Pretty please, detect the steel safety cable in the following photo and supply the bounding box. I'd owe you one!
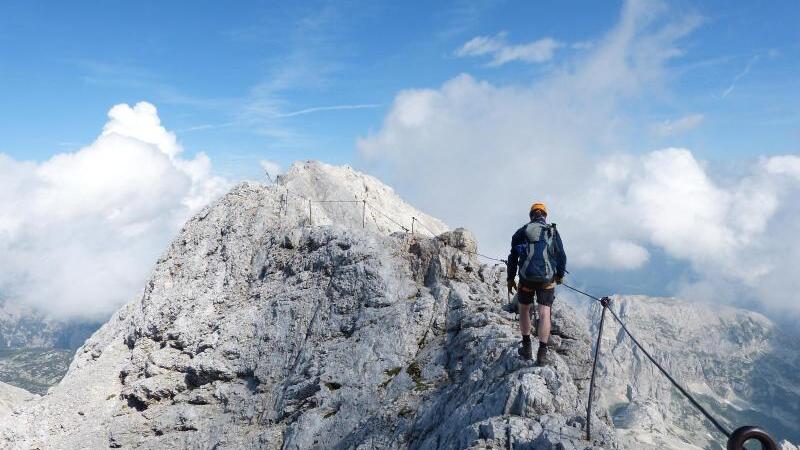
[560,282,733,439]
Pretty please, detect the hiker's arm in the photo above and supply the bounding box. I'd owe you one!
[553,229,567,277]
[507,228,524,281]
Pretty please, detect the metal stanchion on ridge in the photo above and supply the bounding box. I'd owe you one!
[585,295,610,441]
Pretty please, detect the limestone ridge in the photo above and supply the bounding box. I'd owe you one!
[0,161,618,449]
[0,381,37,417]
[274,161,448,235]
[581,296,800,450]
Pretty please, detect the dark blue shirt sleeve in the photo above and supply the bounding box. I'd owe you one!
[507,226,526,281]
[553,228,567,276]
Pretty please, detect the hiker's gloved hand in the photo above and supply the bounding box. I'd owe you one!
[507,279,517,294]
[555,274,564,285]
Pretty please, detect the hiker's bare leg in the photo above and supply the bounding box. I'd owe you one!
[538,304,551,344]
[519,303,531,336]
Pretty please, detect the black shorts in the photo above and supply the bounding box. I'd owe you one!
[517,280,556,307]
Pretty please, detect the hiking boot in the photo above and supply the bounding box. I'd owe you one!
[518,340,533,360]
[535,344,549,366]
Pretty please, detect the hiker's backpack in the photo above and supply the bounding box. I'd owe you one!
[515,222,557,283]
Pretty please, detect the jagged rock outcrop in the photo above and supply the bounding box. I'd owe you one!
[0,162,618,449]
[577,295,800,450]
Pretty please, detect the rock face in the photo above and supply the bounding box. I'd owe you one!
[577,295,800,450]
[0,381,37,417]
[0,162,618,449]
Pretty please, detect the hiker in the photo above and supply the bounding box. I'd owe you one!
[507,202,566,365]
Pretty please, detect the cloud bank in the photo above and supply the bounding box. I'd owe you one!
[0,102,229,320]
[359,0,800,316]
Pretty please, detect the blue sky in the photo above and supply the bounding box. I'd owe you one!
[1,0,800,320]
[1,0,798,180]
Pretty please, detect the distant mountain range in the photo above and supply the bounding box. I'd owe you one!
[0,300,100,393]
[570,295,800,449]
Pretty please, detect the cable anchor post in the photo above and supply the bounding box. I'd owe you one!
[282,187,288,217]
[727,426,778,450]
[362,199,366,229]
[586,296,611,441]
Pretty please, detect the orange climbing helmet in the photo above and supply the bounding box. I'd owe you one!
[530,202,547,216]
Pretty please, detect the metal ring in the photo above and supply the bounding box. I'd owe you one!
[727,426,778,450]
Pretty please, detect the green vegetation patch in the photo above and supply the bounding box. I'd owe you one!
[385,367,401,377]
[406,362,426,390]
[380,367,403,388]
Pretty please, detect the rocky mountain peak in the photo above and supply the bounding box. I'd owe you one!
[0,162,616,449]
[272,160,448,235]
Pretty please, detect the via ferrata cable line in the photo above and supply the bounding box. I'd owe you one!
[560,282,733,439]
[560,282,778,450]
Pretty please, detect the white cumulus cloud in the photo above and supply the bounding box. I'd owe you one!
[764,155,800,180]
[359,0,800,316]
[0,102,229,320]
[607,240,650,270]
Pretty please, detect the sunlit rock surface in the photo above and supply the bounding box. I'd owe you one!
[0,162,619,449]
